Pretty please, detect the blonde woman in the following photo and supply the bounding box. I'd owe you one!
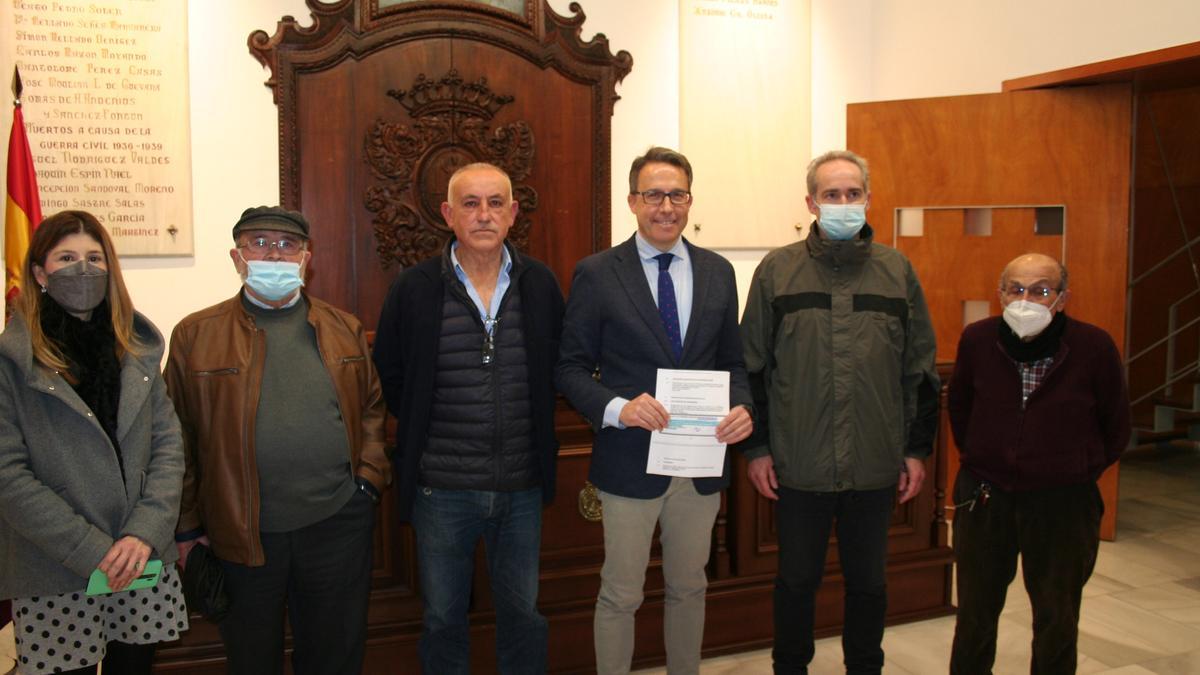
[0,211,187,674]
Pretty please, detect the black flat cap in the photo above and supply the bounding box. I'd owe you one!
[232,206,310,240]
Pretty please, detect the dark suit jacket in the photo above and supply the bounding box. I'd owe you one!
[556,235,752,498]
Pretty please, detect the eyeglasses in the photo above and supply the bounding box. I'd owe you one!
[240,236,306,258]
[1001,284,1059,299]
[634,189,692,206]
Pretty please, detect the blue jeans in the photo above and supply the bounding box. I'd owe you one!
[773,485,896,675]
[412,486,548,675]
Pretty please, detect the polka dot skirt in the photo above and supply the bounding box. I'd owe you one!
[11,564,189,674]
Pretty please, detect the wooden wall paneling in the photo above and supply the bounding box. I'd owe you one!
[1126,86,1200,420]
[894,206,1063,361]
[849,85,1133,540]
[849,86,1132,353]
[1001,42,1200,93]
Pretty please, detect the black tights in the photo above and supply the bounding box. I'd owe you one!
[58,640,157,675]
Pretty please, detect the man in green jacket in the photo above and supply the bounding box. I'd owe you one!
[739,150,940,675]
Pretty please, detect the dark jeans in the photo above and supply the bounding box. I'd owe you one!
[412,486,548,675]
[950,468,1102,675]
[217,489,376,675]
[773,485,896,675]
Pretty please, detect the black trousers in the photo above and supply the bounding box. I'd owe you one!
[217,490,376,675]
[950,468,1102,675]
[773,485,896,675]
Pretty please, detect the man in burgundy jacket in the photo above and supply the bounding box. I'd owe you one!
[947,253,1130,675]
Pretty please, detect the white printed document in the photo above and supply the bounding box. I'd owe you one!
[646,369,729,477]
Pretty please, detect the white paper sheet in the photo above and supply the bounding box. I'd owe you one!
[646,369,729,477]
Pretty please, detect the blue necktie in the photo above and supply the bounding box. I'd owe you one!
[655,253,683,363]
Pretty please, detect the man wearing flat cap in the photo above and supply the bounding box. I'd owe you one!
[165,206,390,674]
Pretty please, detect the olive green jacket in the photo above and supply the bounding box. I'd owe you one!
[739,224,939,491]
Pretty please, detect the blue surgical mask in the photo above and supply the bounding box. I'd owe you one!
[241,257,304,301]
[818,203,867,240]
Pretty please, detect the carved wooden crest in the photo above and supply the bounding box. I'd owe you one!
[364,69,538,268]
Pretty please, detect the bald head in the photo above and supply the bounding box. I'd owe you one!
[1000,254,1067,291]
[999,253,1069,312]
[446,162,513,203]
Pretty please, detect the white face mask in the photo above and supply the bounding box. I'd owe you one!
[1002,298,1060,339]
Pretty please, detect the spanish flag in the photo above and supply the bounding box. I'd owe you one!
[5,66,42,315]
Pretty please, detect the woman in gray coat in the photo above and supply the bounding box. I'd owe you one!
[0,211,187,674]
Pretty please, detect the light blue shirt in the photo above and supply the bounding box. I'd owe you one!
[602,233,693,428]
[450,241,512,328]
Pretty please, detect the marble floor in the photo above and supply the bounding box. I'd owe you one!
[2,444,1197,674]
[633,443,1200,675]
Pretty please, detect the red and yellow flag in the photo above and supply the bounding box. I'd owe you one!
[6,67,43,312]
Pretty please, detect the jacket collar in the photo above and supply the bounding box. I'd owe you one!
[806,222,874,266]
[439,237,526,284]
[0,309,165,385]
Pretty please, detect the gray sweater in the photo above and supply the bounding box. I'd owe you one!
[0,311,184,599]
[244,296,355,532]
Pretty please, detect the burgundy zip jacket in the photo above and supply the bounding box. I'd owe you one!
[948,315,1131,491]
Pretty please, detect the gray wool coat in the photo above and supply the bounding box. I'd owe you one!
[0,310,184,600]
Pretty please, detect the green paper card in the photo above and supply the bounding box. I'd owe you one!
[86,559,162,595]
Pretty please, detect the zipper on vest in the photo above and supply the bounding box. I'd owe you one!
[490,283,518,491]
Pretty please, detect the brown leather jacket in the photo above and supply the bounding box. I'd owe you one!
[165,293,389,566]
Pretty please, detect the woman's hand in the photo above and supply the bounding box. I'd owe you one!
[98,535,152,591]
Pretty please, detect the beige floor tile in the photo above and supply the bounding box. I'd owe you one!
[1136,493,1200,521]
[992,615,1039,675]
[1151,526,1200,556]
[810,633,919,674]
[1156,605,1200,629]
[1098,536,1199,581]
[1115,500,1172,530]
[1135,647,1200,674]
[1032,594,1200,667]
[1084,571,1136,597]
[811,634,852,672]
[879,615,954,674]
[0,622,13,675]
[1092,543,1180,588]
[1094,666,1161,674]
[1110,580,1200,613]
[716,649,774,675]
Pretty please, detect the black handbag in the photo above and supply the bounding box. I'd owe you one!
[181,543,232,622]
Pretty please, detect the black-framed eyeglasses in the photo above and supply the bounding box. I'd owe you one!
[1000,284,1059,299]
[634,189,692,206]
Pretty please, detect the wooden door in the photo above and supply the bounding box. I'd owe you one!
[848,84,1133,539]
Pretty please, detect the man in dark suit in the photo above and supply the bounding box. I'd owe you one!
[557,147,753,675]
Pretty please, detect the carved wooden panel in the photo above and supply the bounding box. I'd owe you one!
[364,68,539,268]
[243,0,631,322]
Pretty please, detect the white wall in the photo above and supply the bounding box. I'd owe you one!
[2,0,1198,342]
[867,0,1200,103]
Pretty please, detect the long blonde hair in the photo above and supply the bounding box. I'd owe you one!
[17,211,142,376]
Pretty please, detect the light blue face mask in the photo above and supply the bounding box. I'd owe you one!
[242,258,304,301]
[818,203,867,240]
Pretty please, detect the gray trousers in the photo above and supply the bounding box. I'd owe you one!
[594,477,721,675]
